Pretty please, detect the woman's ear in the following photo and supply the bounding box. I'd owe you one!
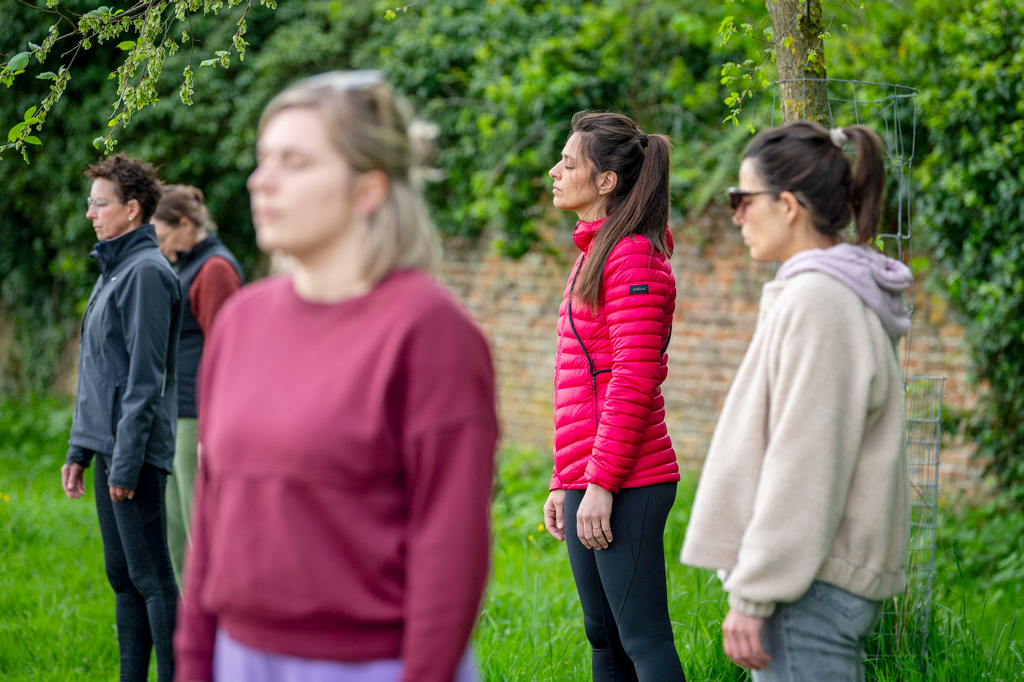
[780,191,803,223]
[354,170,390,217]
[595,170,618,197]
[126,198,142,224]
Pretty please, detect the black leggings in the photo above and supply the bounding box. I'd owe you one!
[564,482,685,682]
[94,454,178,682]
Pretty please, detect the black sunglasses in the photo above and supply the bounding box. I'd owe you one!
[728,187,806,212]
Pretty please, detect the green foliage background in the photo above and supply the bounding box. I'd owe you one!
[0,0,761,393]
[2,0,1024,501]
[830,0,1024,504]
[911,0,1024,505]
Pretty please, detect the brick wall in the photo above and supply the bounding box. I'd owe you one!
[435,208,981,494]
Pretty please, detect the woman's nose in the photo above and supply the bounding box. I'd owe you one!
[246,165,263,192]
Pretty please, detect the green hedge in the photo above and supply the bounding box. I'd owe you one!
[836,0,1024,504]
[0,0,759,395]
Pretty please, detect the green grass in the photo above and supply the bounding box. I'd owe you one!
[484,445,744,681]
[0,396,120,679]
[1,396,1022,680]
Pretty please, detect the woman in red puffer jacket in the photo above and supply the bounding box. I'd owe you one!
[543,111,685,681]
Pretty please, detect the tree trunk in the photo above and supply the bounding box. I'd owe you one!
[767,0,831,126]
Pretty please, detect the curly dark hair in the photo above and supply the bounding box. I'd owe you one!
[85,153,162,223]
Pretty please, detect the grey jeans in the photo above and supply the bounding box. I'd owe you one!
[753,582,882,682]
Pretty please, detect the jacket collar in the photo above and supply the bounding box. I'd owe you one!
[572,217,607,253]
[175,233,222,270]
[90,224,160,276]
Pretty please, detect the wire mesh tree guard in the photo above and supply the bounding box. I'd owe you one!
[765,78,942,672]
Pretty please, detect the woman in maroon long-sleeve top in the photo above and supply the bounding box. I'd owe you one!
[173,71,498,682]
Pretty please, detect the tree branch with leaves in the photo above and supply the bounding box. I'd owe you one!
[0,0,277,161]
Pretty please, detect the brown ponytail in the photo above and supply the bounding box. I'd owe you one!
[743,121,885,245]
[569,111,672,309]
[844,126,885,245]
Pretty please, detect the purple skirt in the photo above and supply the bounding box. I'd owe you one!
[213,629,480,682]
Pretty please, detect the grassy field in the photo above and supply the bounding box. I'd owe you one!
[1,395,1021,680]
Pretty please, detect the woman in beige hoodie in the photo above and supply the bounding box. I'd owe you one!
[681,121,912,681]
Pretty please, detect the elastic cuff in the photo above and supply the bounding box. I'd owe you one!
[582,474,620,494]
[728,593,777,618]
[65,446,94,468]
[175,656,214,682]
[106,461,140,492]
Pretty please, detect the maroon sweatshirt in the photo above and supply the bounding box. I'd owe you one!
[174,270,498,682]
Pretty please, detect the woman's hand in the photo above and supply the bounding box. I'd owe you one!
[60,463,85,499]
[109,486,135,501]
[543,490,566,541]
[722,608,770,670]
[576,483,614,549]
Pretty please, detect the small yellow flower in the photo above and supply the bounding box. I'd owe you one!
[528,534,535,541]
[536,523,544,532]
[2,494,8,502]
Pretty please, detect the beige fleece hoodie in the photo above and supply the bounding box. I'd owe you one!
[680,269,910,618]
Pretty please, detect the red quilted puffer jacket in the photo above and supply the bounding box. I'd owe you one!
[551,218,680,492]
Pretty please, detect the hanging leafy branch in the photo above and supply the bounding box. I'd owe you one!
[0,0,278,161]
[384,2,422,21]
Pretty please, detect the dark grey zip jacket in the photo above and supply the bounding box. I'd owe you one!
[66,224,183,491]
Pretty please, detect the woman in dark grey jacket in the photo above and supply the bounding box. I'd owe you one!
[60,154,182,682]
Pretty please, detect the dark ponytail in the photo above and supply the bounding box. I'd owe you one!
[569,111,672,309]
[844,126,885,244]
[743,121,885,245]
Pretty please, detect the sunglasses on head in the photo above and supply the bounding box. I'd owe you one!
[301,70,395,128]
[727,187,807,212]
[303,70,386,91]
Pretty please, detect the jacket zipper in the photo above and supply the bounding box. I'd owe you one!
[74,278,105,425]
[80,278,103,336]
[566,255,611,428]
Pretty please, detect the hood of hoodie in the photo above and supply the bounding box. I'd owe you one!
[775,242,913,340]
